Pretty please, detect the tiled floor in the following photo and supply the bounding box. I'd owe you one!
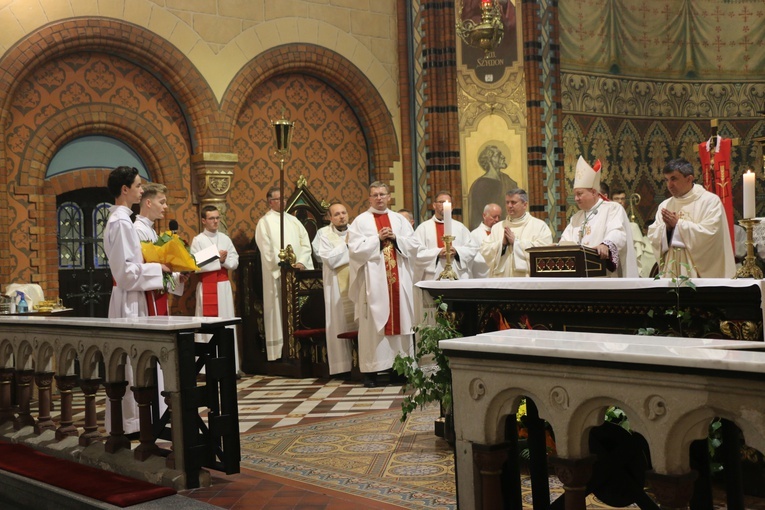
[45,373,411,509]
[178,375,412,509]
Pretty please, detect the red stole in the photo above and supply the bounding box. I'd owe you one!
[698,138,734,246]
[374,212,402,336]
[434,221,445,248]
[200,268,229,316]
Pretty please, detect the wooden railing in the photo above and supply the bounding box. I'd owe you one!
[0,316,241,489]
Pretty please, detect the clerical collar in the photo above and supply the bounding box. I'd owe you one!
[370,207,389,215]
[434,217,444,224]
[508,213,527,223]
[203,230,218,237]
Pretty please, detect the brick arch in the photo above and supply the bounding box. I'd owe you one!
[18,105,182,190]
[18,106,187,296]
[0,17,223,154]
[221,44,399,180]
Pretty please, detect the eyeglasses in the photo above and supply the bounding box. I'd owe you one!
[370,193,389,199]
[269,197,284,202]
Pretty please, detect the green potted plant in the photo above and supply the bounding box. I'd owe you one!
[393,298,460,443]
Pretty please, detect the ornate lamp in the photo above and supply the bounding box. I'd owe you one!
[271,110,295,260]
[456,0,505,54]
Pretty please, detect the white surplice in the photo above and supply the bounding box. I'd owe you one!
[103,205,164,434]
[190,230,240,370]
[348,209,419,373]
[481,214,554,277]
[254,210,314,360]
[316,225,355,374]
[647,184,735,278]
[469,224,492,278]
[560,200,638,278]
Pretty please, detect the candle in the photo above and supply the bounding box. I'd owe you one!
[743,169,756,219]
[443,201,453,236]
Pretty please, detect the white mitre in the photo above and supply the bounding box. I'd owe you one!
[574,156,602,190]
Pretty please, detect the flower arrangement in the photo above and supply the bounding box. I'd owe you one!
[141,231,199,290]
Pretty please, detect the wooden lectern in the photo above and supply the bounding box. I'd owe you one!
[527,245,607,277]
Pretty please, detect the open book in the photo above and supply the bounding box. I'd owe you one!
[193,244,221,271]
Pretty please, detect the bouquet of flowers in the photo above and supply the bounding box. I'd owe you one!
[141,231,200,273]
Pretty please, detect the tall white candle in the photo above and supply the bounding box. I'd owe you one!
[443,201,453,236]
[743,169,756,219]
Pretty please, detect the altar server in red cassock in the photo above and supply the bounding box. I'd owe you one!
[348,181,420,387]
[191,205,241,373]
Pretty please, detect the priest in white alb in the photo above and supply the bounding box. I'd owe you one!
[647,158,735,278]
[255,186,314,361]
[481,189,553,277]
[413,190,478,322]
[316,202,355,375]
[348,181,420,387]
[559,157,638,278]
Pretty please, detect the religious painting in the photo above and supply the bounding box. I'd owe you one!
[459,0,519,85]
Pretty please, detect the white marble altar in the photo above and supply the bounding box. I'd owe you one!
[442,328,765,509]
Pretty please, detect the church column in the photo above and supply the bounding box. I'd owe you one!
[192,152,238,235]
[522,0,565,230]
[420,0,462,216]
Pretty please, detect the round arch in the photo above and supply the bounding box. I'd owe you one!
[0,17,222,155]
[221,44,399,177]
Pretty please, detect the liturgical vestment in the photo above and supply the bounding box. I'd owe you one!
[190,229,241,370]
[316,225,355,375]
[647,184,735,278]
[103,204,164,434]
[481,214,554,277]
[348,209,420,373]
[255,210,314,360]
[560,200,638,278]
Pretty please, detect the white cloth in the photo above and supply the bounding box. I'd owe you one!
[560,200,638,278]
[316,225,355,374]
[348,208,419,373]
[469,224,492,278]
[135,216,184,297]
[190,230,241,371]
[647,184,735,278]
[103,205,164,434]
[254,210,314,360]
[481,214,554,277]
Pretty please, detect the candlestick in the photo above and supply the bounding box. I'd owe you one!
[735,218,762,279]
[437,235,458,280]
[743,169,756,219]
[443,201,453,236]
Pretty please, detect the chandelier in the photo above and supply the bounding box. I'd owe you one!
[456,0,505,54]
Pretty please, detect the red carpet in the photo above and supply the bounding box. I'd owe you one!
[0,442,176,507]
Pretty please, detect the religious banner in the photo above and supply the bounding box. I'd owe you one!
[698,136,734,247]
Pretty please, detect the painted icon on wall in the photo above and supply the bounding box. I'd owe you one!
[468,143,519,230]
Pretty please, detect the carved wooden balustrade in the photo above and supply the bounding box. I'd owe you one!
[0,315,240,489]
